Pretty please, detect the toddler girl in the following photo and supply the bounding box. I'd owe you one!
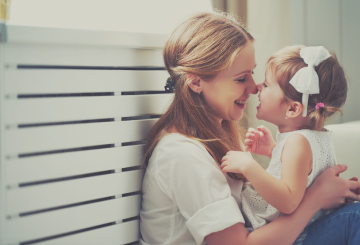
[221,45,348,231]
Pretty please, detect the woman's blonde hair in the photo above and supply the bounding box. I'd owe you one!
[143,12,254,181]
[267,45,347,130]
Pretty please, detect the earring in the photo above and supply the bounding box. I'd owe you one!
[198,90,201,95]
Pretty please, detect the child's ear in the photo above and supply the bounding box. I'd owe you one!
[286,101,303,118]
[187,74,202,94]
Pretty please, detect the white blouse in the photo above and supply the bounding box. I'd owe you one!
[140,133,245,245]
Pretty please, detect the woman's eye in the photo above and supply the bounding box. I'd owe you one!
[252,71,254,74]
[237,78,246,83]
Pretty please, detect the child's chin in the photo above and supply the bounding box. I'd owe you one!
[256,114,268,122]
[255,112,261,120]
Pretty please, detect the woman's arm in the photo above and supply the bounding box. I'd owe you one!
[222,134,312,214]
[206,164,360,245]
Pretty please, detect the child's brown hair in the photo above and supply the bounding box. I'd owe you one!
[267,45,347,130]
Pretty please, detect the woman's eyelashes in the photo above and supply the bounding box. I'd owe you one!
[236,72,254,83]
[236,78,246,83]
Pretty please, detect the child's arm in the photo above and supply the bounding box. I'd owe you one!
[221,133,312,214]
[245,126,277,158]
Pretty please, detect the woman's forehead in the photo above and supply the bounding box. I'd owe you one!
[229,43,256,75]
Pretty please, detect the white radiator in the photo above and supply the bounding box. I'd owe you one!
[0,24,172,245]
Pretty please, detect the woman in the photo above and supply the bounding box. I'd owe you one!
[140,12,360,245]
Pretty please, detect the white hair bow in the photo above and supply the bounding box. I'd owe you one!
[289,46,331,117]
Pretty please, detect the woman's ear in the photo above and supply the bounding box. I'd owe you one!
[286,101,303,119]
[187,74,202,94]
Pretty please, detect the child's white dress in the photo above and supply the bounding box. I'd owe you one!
[241,129,337,231]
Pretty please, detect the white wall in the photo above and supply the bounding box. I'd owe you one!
[8,0,212,34]
[290,0,360,123]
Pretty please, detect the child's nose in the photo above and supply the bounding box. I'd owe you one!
[256,83,262,91]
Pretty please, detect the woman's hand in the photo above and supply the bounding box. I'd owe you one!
[346,177,360,203]
[221,151,257,174]
[244,126,277,158]
[306,164,360,210]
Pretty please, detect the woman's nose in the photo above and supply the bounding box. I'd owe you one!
[247,79,258,94]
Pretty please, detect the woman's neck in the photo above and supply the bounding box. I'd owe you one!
[166,126,180,134]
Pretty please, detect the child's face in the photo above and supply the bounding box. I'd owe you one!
[256,69,289,125]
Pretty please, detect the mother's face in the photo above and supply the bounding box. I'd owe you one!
[200,42,258,124]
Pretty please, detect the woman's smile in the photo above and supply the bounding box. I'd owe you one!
[235,99,247,109]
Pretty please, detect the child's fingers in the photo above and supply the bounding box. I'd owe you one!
[244,139,253,145]
[245,132,254,138]
[252,131,262,140]
[246,132,254,139]
[244,138,253,143]
[220,162,228,169]
[248,128,259,136]
[257,125,269,136]
[257,125,268,131]
[221,166,230,173]
[244,139,254,145]
[248,127,261,134]
[221,156,227,162]
[253,129,263,138]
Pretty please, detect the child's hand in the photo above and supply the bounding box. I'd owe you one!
[244,126,277,158]
[221,151,256,174]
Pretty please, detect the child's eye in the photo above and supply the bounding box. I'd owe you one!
[263,82,267,87]
[252,71,254,74]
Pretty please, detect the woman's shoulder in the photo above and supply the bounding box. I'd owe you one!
[150,133,218,170]
[156,133,207,154]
